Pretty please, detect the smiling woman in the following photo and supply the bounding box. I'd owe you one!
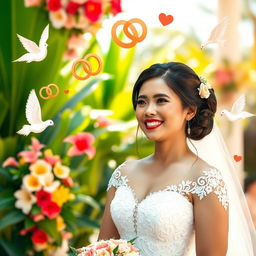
[97,61,256,256]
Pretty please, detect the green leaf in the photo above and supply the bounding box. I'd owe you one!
[0,239,26,256]
[0,210,25,231]
[24,217,34,229]
[76,194,100,211]
[0,196,15,210]
[37,218,61,242]
[76,215,99,229]
[68,246,78,256]
[31,204,41,215]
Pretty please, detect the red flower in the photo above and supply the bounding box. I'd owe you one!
[64,132,96,159]
[31,229,48,244]
[41,201,61,219]
[84,0,103,23]
[47,0,62,11]
[111,0,122,16]
[66,1,80,14]
[36,190,52,208]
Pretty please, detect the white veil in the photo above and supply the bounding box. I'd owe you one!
[186,120,256,255]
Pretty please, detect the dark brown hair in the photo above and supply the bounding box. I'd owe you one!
[132,62,217,140]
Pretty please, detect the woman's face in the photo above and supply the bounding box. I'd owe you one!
[135,77,191,142]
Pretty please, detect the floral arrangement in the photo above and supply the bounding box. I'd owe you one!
[212,60,251,93]
[24,0,122,32]
[69,238,141,256]
[1,133,96,255]
[23,0,123,59]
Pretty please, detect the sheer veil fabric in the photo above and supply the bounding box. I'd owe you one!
[186,121,256,255]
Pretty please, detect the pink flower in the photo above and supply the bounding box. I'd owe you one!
[20,226,37,236]
[111,0,122,16]
[2,157,19,168]
[62,177,74,187]
[84,0,103,23]
[28,137,45,152]
[215,69,233,86]
[95,116,110,128]
[18,151,41,163]
[64,132,96,159]
[41,201,61,219]
[47,0,62,11]
[66,1,80,14]
[30,213,45,222]
[24,0,43,7]
[71,0,87,3]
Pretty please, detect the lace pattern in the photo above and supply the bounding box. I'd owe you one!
[107,161,229,210]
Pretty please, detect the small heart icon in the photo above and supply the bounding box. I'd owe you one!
[233,155,242,162]
[64,90,69,94]
[159,13,174,26]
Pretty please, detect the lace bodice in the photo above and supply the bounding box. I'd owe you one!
[107,161,229,256]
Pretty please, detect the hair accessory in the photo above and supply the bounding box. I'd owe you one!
[197,77,212,99]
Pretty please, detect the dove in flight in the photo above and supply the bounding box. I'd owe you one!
[13,24,49,63]
[17,89,54,136]
[201,16,229,49]
[220,94,256,121]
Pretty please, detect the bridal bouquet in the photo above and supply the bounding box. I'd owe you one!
[69,238,141,256]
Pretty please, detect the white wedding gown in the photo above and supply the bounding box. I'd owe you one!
[107,161,229,256]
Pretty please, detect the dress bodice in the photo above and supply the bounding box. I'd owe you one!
[107,161,228,256]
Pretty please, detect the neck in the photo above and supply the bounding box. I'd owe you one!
[151,132,194,166]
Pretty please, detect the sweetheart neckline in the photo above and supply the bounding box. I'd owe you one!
[118,183,193,206]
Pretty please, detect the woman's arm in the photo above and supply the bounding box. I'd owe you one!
[193,178,229,256]
[97,186,120,240]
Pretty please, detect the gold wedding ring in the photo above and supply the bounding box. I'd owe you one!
[39,83,59,100]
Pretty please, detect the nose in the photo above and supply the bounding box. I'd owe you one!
[145,103,157,116]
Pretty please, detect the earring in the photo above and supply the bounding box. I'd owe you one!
[187,120,191,135]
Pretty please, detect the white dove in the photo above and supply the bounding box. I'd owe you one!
[201,16,229,49]
[13,24,49,63]
[220,94,256,121]
[17,89,54,136]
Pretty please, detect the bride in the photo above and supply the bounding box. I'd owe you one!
[97,62,256,255]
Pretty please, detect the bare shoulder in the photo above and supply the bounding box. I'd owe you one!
[190,157,217,180]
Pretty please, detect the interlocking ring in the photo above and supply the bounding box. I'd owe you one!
[111,18,147,48]
[71,53,102,81]
[39,83,59,100]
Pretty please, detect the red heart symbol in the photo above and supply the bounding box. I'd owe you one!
[64,90,69,94]
[159,13,174,26]
[233,155,242,162]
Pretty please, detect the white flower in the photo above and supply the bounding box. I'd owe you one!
[49,9,67,29]
[41,172,60,192]
[198,82,212,99]
[14,186,36,214]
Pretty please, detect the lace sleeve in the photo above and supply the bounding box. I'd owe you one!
[190,167,229,210]
[106,161,128,191]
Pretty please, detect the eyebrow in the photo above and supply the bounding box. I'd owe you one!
[137,93,170,99]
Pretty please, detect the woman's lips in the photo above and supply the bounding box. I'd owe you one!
[144,121,163,130]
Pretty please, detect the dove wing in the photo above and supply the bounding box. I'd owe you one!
[25,89,42,125]
[39,24,49,48]
[17,34,40,53]
[208,16,229,41]
[231,94,246,115]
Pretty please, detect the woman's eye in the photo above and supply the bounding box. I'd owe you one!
[157,98,168,103]
[137,100,145,105]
